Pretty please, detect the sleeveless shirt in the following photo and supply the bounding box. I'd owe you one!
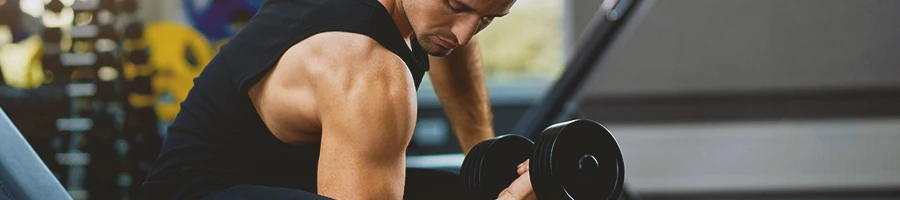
[144,0,430,198]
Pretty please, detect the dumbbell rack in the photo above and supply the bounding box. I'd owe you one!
[51,0,108,198]
[119,0,165,198]
[39,0,152,199]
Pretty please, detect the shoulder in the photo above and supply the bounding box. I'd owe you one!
[247,31,415,144]
[285,31,412,87]
[297,31,395,64]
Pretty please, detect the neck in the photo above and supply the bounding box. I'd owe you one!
[378,0,414,40]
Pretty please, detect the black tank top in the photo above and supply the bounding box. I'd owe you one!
[144,0,430,198]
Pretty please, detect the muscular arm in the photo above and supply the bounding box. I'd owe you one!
[250,32,416,199]
[428,39,495,154]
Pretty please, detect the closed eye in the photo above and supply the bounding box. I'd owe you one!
[447,0,466,13]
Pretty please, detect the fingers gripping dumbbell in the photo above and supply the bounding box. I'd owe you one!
[461,119,625,200]
[462,134,533,200]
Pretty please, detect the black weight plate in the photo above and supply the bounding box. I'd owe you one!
[461,140,487,198]
[43,28,63,43]
[95,52,116,67]
[461,135,533,200]
[99,0,118,13]
[470,140,490,197]
[98,25,118,40]
[462,137,498,199]
[121,0,137,13]
[127,49,149,64]
[42,53,63,69]
[46,0,65,13]
[124,22,143,39]
[530,119,624,200]
[95,81,117,101]
[531,127,559,199]
[127,76,153,94]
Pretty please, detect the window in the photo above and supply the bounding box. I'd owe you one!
[410,0,564,157]
[418,0,564,94]
[476,0,564,83]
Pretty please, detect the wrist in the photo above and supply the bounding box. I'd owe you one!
[458,127,495,154]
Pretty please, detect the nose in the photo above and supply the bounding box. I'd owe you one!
[451,14,483,46]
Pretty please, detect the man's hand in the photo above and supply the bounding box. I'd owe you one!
[498,160,536,200]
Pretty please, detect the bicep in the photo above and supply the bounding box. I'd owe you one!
[316,85,416,194]
[318,78,417,163]
[312,34,417,199]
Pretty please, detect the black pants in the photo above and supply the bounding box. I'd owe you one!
[202,168,462,200]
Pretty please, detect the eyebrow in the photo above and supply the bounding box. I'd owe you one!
[490,12,510,18]
[454,0,510,18]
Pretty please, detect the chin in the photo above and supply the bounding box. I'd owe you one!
[418,38,452,56]
[425,45,453,57]
[428,50,451,57]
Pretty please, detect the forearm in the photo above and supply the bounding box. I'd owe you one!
[428,40,495,154]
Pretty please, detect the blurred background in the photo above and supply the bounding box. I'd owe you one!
[0,0,898,199]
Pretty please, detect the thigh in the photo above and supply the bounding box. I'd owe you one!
[404,168,463,200]
[202,185,332,200]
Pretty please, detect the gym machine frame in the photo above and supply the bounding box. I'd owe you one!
[512,0,646,139]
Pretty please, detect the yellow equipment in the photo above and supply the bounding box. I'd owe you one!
[0,35,46,89]
[142,22,213,121]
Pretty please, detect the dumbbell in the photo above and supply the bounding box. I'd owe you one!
[461,119,625,200]
[46,0,65,13]
[121,0,137,14]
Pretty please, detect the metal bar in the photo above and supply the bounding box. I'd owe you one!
[0,108,73,200]
[71,0,99,11]
[70,25,99,39]
[511,0,647,137]
[61,53,97,67]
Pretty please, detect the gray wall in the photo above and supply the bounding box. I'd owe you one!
[610,118,900,196]
[570,0,900,97]
[132,0,187,23]
[565,0,900,196]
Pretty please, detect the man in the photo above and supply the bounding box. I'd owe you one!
[145,0,536,199]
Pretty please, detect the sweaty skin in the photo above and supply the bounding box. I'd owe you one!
[248,0,533,199]
[428,39,496,154]
[251,32,416,199]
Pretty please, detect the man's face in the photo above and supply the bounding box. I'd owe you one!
[403,0,516,56]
